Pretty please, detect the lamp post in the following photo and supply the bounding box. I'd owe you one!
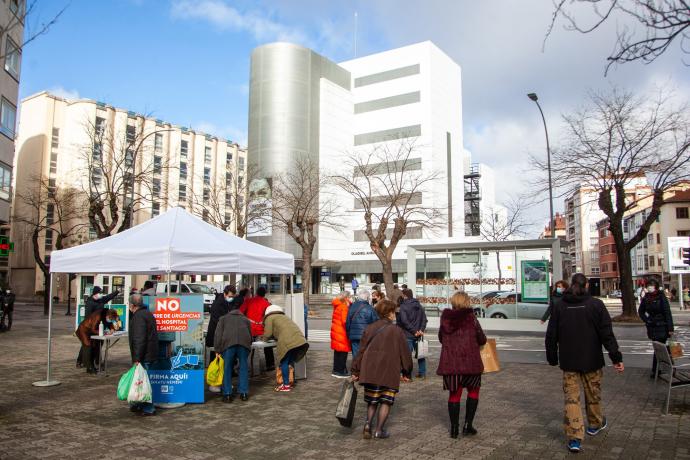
[527,92,554,238]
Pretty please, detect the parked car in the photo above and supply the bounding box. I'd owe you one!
[610,290,622,298]
[483,292,549,319]
[155,281,216,312]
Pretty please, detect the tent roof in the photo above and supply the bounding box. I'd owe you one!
[50,207,294,275]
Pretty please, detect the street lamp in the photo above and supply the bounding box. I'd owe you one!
[527,92,554,238]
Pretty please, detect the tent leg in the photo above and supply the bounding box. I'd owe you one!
[33,273,61,387]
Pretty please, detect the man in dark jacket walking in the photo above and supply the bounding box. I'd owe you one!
[128,294,159,415]
[545,273,624,453]
[398,289,428,379]
[345,289,378,358]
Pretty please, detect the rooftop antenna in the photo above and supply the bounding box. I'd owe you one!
[354,11,358,58]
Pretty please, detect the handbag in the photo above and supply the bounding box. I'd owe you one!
[669,341,684,359]
[415,337,429,359]
[480,338,501,373]
[335,380,358,427]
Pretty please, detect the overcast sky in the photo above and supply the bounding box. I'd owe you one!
[20,0,690,235]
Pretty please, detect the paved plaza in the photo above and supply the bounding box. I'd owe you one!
[0,304,689,460]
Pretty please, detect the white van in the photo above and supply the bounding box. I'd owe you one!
[155,281,217,312]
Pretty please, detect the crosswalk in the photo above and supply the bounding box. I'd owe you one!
[308,327,690,356]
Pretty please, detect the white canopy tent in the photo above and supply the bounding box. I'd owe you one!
[34,207,295,387]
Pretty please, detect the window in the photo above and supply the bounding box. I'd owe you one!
[204,146,212,164]
[44,254,51,266]
[204,167,210,185]
[225,172,232,186]
[126,124,135,144]
[647,233,654,245]
[179,162,187,181]
[125,149,133,169]
[238,156,245,169]
[202,209,209,222]
[89,225,97,240]
[95,116,106,136]
[0,163,10,200]
[676,207,689,219]
[591,267,600,275]
[44,229,53,251]
[153,155,162,175]
[226,151,233,164]
[601,263,608,273]
[677,230,690,237]
[153,178,161,197]
[657,233,661,244]
[612,262,617,271]
[91,168,102,187]
[0,98,16,138]
[4,37,20,79]
[649,256,655,267]
[203,187,210,203]
[623,219,629,233]
[51,127,59,148]
[49,152,58,175]
[154,133,163,153]
[152,202,160,217]
[178,184,186,201]
[225,192,232,207]
[180,140,188,159]
[644,256,649,271]
[92,142,102,163]
[224,211,232,224]
[46,204,54,225]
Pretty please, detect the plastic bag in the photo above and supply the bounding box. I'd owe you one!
[206,355,224,387]
[415,337,429,359]
[127,363,153,404]
[117,365,136,401]
[669,341,684,359]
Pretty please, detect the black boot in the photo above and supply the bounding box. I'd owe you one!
[463,397,478,435]
[448,402,460,438]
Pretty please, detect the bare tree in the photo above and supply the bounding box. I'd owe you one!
[333,139,443,295]
[530,88,690,319]
[0,1,68,61]
[271,155,339,307]
[14,178,87,314]
[480,201,527,290]
[547,0,690,74]
[79,116,172,238]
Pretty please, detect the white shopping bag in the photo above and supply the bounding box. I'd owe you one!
[416,337,429,359]
[127,363,153,404]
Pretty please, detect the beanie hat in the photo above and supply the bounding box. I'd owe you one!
[264,305,284,317]
[92,286,102,295]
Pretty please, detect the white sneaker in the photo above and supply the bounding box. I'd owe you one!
[208,385,221,393]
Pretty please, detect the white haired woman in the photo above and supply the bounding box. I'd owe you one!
[346,289,379,359]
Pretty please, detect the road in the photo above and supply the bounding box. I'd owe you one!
[307,317,690,369]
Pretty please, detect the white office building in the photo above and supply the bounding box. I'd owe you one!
[248,41,501,288]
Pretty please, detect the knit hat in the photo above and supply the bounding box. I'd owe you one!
[264,305,284,317]
[92,286,102,295]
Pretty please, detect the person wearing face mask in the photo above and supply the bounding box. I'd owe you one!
[638,278,674,378]
[76,308,121,374]
[541,280,570,324]
[77,286,119,369]
[206,285,236,364]
[127,294,159,415]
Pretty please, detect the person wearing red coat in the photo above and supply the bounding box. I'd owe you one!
[240,286,275,371]
[437,291,487,439]
[330,292,351,378]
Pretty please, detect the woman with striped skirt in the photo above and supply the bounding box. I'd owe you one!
[437,292,487,438]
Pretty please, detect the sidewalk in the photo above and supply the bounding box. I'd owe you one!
[0,306,688,459]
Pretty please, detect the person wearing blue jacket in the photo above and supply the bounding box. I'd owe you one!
[346,289,378,358]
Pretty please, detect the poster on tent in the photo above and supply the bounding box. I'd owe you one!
[76,304,128,333]
[520,260,549,302]
[148,295,205,404]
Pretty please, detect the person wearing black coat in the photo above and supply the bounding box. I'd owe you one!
[638,278,674,377]
[545,273,624,453]
[128,293,159,415]
[540,280,569,323]
[206,286,236,360]
[398,289,428,379]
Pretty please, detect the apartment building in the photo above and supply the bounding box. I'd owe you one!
[538,212,567,240]
[10,92,246,300]
[0,0,24,285]
[564,176,650,293]
[623,183,690,289]
[597,218,619,295]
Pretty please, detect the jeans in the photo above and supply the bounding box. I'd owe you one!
[407,337,426,376]
[351,340,360,359]
[130,362,155,414]
[280,348,297,386]
[222,345,249,395]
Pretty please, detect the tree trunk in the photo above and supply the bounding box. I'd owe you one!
[496,251,502,290]
[302,252,312,309]
[382,259,395,298]
[616,249,638,318]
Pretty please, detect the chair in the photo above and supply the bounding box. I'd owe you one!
[652,341,690,414]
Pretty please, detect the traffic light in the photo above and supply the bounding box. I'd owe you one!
[0,235,13,257]
[683,247,690,266]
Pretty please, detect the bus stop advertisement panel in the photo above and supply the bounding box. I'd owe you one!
[145,295,205,404]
